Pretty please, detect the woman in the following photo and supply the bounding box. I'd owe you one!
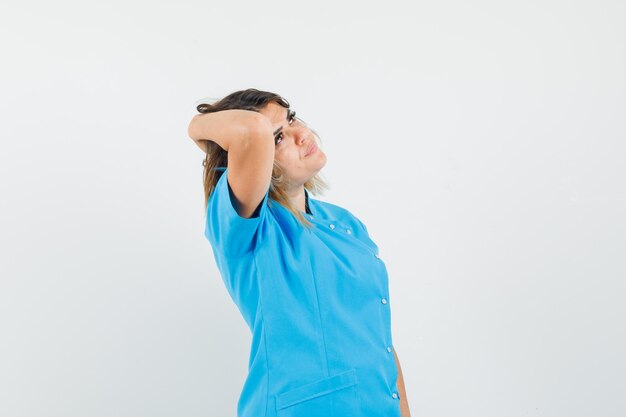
[187,88,411,417]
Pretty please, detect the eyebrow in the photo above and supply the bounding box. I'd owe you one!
[273,108,294,136]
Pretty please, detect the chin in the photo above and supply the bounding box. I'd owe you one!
[315,151,327,168]
[311,159,326,174]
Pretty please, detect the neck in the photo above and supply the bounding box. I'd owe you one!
[285,184,307,213]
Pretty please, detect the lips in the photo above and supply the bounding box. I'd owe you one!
[305,143,317,157]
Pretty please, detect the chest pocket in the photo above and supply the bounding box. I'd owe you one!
[275,368,361,416]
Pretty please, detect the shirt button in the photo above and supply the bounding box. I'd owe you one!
[309,215,314,220]
[381,298,387,304]
[329,223,335,230]
[392,392,399,399]
[346,228,351,234]
[375,253,381,259]
[387,346,392,353]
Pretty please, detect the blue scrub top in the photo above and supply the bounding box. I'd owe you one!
[205,167,401,417]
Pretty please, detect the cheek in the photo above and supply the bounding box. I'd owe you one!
[274,151,287,167]
[275,148,303,168]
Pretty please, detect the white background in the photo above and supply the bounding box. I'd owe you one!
[1,1,625,416]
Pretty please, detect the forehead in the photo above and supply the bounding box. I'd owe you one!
[260,102,289,124]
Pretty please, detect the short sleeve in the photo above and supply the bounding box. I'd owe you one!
[204,168,270,258]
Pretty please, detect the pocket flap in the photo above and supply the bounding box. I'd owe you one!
[276,368,358,410]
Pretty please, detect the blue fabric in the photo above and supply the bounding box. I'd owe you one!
[205,167,401,417]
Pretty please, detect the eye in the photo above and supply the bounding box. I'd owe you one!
[275,110,297,145]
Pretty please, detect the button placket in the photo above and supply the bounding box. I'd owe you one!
[381,297,392,356]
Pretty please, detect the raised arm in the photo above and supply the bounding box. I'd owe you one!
[187,110,275,218]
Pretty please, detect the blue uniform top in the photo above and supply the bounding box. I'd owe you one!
[204,167,401,417]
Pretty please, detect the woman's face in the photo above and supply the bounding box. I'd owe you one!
[259,102,327,188]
